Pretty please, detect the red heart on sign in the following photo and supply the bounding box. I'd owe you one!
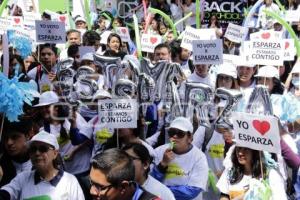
[121,28,127,34]
[285,41,289,49]
[150,37,158,44]
[14,18,20,24]
[261,32,270,39]
[252,120,270,136]
[59,16,66,22]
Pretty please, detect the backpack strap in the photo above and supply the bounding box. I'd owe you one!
[201,124,215,152]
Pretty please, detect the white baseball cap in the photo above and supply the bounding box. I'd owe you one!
[255,65,279,79]
[93,89,112,100]
[217,62,237,79]
[29,130,59,150]
[169,117,193,133]
[75,16,86,23]
[34,91,59,107]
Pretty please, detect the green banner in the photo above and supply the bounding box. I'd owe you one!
[39,0,66,13]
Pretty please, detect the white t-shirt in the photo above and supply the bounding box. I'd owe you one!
[187,72,213,87]
[217,168,287,200]
[170,3,183,32]
[2,170,85,200]
[142,175,176,200]
[184,3,196,26]
[27,67,54,93]
[257,4,280,29]
[81,115,114,157]
[154,144,208,191]
[46,115,91,175]
[12,160,32,175]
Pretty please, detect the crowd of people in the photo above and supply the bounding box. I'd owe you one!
[0,0,300,200]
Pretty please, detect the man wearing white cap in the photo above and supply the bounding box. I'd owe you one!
[152,117,208,200]
[0,131,85,199]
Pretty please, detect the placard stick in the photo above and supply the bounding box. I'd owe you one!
[259,151,264,179]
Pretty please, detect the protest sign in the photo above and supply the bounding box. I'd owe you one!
[249,30,282,41]
[285,10,300,22]
[79,46,95,61]
[52,14,71,30]
[115,27,131,42]
[23,12,41,30]
[247,39,284,66]
[7,16,23,28]
[98,99,137,129]
[141,34,162,53]
[224,23,248,43]
[232,112,281,154]
[0,18,11,34]
[35,20,66,44]
[283,39,296,61]
[192,39,223,65]
[181,26,216,51]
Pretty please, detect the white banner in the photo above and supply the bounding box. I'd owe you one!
[115,27,131,42]
[192,39,223,65]
[232,112,281,154]
[98,99,138,129]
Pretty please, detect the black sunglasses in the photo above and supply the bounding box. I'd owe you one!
[29,145,54,154]
[168,129,187,138]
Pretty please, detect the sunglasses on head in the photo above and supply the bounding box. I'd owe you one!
[29,145,54,154]
[168,129,187,138]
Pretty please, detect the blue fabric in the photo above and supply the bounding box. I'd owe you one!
[168,185,202,200]
[69,128,89,145]
[145,103,159,137]
[295,173,300,200]
[132,183,144,200]
[150,165,165,183]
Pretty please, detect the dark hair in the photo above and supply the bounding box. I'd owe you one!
[82,31,101,46]
[154,43,171,54]
[209,15,221,28]
[8,54,26,77]
[229,147,267,184]
[270,78,284,95]
[122,143,153,178]
[91,148,135,186]
[215,74,238,89]
[66,29,81,37]
[67,44,80,58]
[3,119,33,138]
[107,33,122,50]
[37,43,58,56]
[169,39,182,60]
[113,17,124,27]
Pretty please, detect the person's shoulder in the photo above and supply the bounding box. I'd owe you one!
[60,171,79,182]
[154,143,169,153]
[27,67,37,79]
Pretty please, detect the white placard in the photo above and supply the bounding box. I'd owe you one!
[285,10,300,22]
[52,14,71,30]
[141,34,162,53]
[98,99,138,129]
[181,26,216,51]
[232,112,281,154]
[35,20,66,44]
[23,12,41,29]
[283,39,296,61]
[115,27,131,42]
[224,23,248,43]
[249,30,282,40]
[192,39,223,65]
[248,40,284,66]
[7,16,24,28]
[0,18,12,34]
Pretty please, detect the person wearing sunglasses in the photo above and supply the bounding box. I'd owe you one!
[89,148,161,200]
[151,117,209,200]
[0,131,85,200]
[123,143,175,200]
